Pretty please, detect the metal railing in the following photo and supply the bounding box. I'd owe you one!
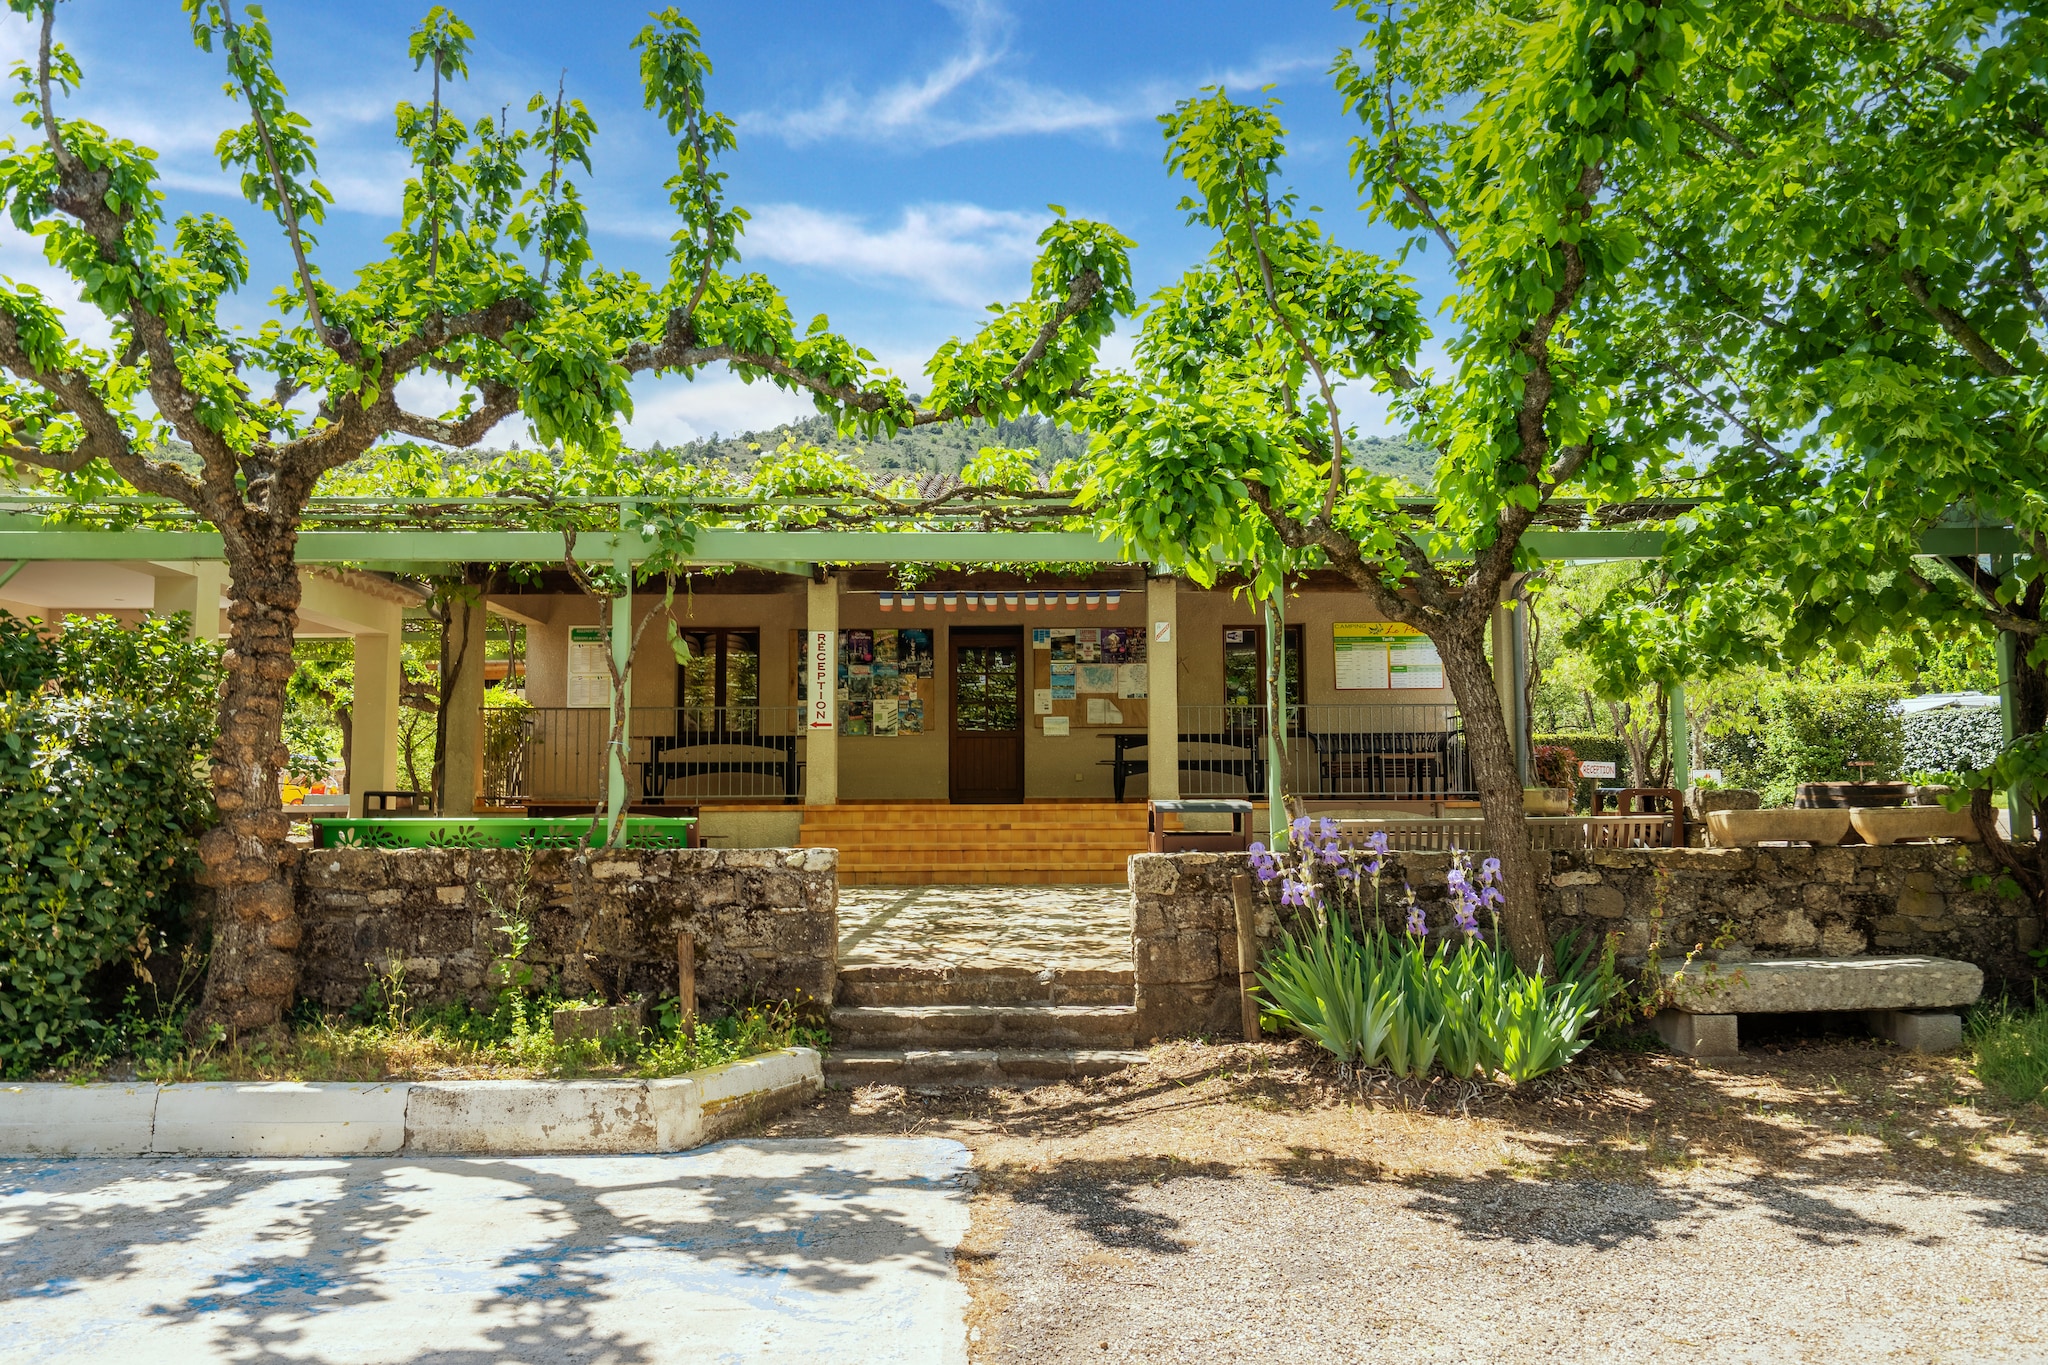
[1165,703,1474,800]
[482,705,808,805]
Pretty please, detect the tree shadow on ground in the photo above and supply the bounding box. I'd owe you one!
[0,1136,969,1363]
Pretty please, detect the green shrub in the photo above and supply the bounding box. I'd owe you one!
[1699,679,1904,805]
[1535,731,1628,808]
[1969,998,2048,1107]
[1901,706,2004,778]
[0,614,217,1075]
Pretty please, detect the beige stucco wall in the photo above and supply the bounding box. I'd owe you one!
[504,580,1463,803]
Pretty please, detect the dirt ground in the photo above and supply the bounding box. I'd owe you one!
[764,1030,2048,1362]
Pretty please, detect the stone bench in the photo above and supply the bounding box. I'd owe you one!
[1654,956,1983,1058]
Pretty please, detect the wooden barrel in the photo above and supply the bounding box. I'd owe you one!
[1794,782,1908,809]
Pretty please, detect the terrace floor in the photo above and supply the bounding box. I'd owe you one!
[835,884,1132,973]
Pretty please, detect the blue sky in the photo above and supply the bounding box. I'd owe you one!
[2,0,1445,444]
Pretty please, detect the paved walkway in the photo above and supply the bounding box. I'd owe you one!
[0,1138,972,1364]
[836,885,1132,972]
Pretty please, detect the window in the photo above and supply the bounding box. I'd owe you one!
[676,630,759,736]
[1223,625,1304,732]
[954,643,1021,732]
[1222,625,1304,708]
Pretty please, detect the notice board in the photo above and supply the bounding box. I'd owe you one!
[791,629,936,735]
[1334,621,1445,691]
[1031,625,1148,730]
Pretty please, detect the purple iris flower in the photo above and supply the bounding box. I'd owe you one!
[1248,842,1279,883]
[1453,902,1480,936]
[1480,856,1502,884]
[1317,818,1337,841]
[1404,899,1428,936]
[1367,831,1390,857]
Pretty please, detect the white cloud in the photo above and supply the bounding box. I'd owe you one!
[622,372,820,447]
[742,201,1045,306]
[744,0,1321,149]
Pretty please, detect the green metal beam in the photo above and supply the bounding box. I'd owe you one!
[0,522,2019,567]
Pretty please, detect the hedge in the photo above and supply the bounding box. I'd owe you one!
[1901,706,2004,778]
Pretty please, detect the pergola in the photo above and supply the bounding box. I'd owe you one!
[0,494,2026,835]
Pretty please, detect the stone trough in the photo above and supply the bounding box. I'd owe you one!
[1653,956,1983,1058]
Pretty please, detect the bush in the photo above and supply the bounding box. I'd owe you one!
[1698,679,1904,806]
[1901,706,2004,778]
[0,614,217,1075]
[1535,731,1628,808]
[1532,743,1578,790]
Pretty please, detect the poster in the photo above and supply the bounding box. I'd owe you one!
[872,698,898,737]
[1117,662,1148,699]
[1032,628,1051,650]
[1079,663,1117,693]
[1102,627,1137,664]
[1076,627,1101,662]
[1086,698,1125,725]
[1034,688,1053,715]
[1043,715,1070,736]
[1050,628,1076,662]
[830,627,933,735]
[1389,635,1445,690]
[1050,658,1076,700]
[568,626,609,709]
[1333,621,1439,691]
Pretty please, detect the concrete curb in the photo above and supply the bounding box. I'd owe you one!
[0,1046,822,1158]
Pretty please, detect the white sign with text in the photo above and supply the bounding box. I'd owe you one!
[1579,760,1618,779]
[808,630,835,730]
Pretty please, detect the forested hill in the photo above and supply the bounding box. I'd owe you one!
[654,416,1441,488]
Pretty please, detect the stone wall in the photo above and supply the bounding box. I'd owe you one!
[1129,845,2043,1040]
[298,847,837,1016]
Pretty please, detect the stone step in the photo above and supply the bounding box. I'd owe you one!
[836,867,1131,886]
[837,965,1134,1008]
[825,1048,1150,1090]
[829,1004,1139,1050]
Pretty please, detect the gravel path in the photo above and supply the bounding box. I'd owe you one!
[974,1165,2048,1362]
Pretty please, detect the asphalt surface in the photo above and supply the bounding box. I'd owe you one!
[1,1137,972,1364]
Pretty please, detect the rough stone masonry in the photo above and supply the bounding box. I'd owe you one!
[1130,845,2043,1040]
[297,847,838,1016]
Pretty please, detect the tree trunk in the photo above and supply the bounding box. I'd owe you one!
[192,531,305,1039]
[1436,626,1548,973]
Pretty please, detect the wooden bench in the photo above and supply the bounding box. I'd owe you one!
[643,733,802,803]
[1306,729,1454,798]
[1105,732,1265,801]
[1654,956,1983,1056]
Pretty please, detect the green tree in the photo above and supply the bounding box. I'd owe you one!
[1574,1,2048,894]
[1082,3,1702,969]
[0,3,1131,1034]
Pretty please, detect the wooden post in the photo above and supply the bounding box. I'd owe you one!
[676,932,696,1029]
[1231,873,1261,1041]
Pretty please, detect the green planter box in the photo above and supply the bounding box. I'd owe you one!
[310,816,696,850]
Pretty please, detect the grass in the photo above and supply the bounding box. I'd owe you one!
[1968,996,2048,1107]
[45,983,827,1084]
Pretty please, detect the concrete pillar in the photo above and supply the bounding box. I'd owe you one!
[152,562,230,640]
[805,576,839,806]
[1146,575,1179,803]
[440,591,489,815]
[350,612,403,817]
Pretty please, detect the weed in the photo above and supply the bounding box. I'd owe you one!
[1968,997,2048,1107]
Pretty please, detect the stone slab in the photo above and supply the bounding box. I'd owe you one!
[1661,956,1983,1014]
[1654,1011,1740,1058]
[0,1083,159,1157]
[824,1048,1149,1089]
[151,1082,410,1156]
[1867,1009,1965,1053]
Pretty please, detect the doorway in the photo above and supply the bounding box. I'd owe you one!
[950,628,1024,803]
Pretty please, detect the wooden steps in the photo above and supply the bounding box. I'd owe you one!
[800,801,1150,885]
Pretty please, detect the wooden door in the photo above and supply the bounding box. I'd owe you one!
[950,629,1024,803]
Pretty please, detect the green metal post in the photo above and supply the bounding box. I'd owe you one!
[1998,629,2032,840]
[1669,682,1690,792]
[605,535,634,842]
[1264,586,1287,845]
